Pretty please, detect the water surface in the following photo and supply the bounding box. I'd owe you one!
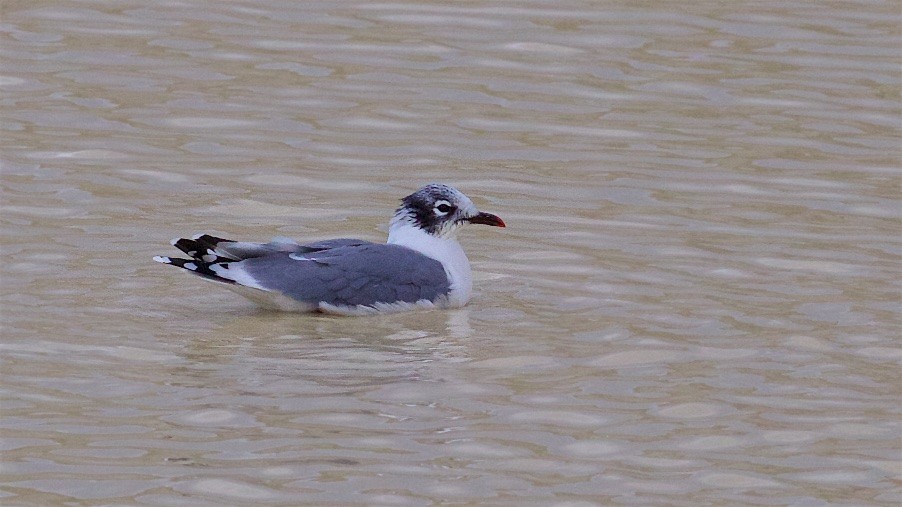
[2,1,900,505]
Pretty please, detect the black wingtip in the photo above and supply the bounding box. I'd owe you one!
[172,234,235,261]
[153,255,237,285]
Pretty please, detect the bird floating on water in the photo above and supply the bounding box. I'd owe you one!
[154,184,505,315]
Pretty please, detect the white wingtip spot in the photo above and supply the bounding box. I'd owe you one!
[153,256,171,264]
[201,254,217,262]
[184,262,198,271]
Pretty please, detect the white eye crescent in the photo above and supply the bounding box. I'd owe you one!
[433,200,455,216]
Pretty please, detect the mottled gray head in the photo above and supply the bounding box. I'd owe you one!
[394,184,505,237]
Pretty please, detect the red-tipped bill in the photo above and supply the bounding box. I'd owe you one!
[466,212,505,227]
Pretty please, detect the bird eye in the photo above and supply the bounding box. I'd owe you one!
[434,201,455,216]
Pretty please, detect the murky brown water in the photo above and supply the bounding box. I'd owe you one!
[2,1,900,505]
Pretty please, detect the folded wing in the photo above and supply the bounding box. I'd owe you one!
[155,235,450,310]
[239,244,450,307]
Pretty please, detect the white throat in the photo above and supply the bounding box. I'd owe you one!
[387,219,472,306]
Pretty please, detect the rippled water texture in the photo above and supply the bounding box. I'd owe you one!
[2,1,900,505]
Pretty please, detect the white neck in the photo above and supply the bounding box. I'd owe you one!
[387,219,472,307]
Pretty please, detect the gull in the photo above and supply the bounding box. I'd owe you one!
[154,184,505,315]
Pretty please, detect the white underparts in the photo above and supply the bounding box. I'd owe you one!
[197,274,454,315]
[223,284,318,312]
[387,218,473,307]
[319,298,444,316]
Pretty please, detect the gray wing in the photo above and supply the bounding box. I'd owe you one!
[240,244,450,307]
